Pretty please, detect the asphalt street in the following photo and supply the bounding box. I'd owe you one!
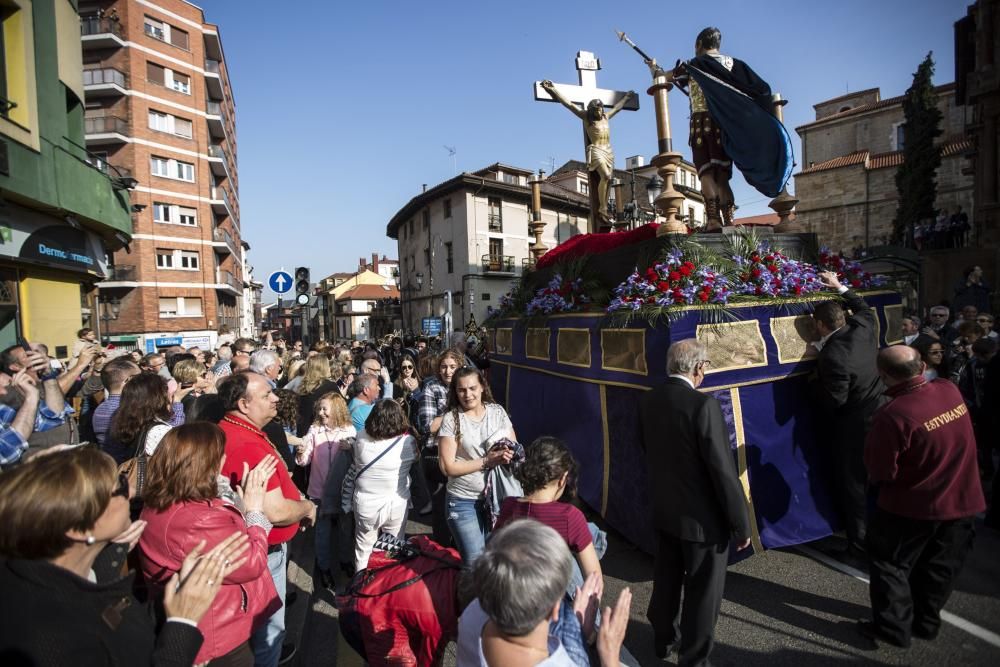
[283,512,1000,666]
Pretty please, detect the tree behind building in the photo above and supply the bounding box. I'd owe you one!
[893,53,943,244]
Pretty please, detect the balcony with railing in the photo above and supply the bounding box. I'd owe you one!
[205,101,228,140]
[99,265,137,286]
[213,227,238,256]
[82,68,127,96]
[488,213,503,232]
[481,254,515,273]
[210,186,234,220]
[204,59,223,99]
[207,144,232,181]
[80,16,125,48]
[216,269,242,294]
[84,115,129,144]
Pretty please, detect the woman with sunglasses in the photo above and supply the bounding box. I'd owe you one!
[337,364,357,400]
[0,446,248,666]
[392,354,420,407]
[139,423,281,666]
[912,337,951,381]
[172,358,216,416]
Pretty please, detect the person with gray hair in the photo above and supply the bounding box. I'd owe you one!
[347,373,380,432]
[640,337,750,664]
[250,349,283,388]
[456,519,632,666]
[666,338,708,375]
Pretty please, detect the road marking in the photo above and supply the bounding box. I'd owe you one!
[795,545,1000,649]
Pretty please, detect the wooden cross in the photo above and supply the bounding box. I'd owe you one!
[535,51,640,232]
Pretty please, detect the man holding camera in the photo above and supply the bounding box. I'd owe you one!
[0,341,93,453]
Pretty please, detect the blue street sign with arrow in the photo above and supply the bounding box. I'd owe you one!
[268,270,292,294]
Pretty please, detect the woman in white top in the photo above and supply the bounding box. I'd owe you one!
[438,367,517,564]
[352,399,418,570]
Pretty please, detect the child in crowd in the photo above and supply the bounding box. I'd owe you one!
[496,436,606,598]
[295,391,356,588]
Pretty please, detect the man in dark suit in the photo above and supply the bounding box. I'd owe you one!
[812,271,886,561]
[640,338,751,665]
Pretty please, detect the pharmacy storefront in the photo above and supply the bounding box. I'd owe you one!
[0,202,109,356]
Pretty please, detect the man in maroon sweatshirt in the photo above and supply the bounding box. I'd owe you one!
[861,345,986,648]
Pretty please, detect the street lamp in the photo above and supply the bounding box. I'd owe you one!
[646,174,663,205]
[99,296,121,345]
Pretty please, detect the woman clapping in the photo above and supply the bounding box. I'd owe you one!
[139,423,281,666]
[0,446,247,666]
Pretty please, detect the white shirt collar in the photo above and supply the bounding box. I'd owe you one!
[811,325,844,352]
[669,373,696,389]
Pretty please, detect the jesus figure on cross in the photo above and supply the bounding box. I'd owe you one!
[541,79,635,230]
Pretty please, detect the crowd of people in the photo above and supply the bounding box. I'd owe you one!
[0,263,996,665]
[912,207,972,251]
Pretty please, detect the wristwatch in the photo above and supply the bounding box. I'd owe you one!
[39,369,61,381]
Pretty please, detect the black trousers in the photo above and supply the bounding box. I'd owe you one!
[647,531,729,667]
[867,509,976,644]
[207,641,253,667]
[832,437,868,550]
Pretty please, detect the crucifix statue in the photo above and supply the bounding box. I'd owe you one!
[535,51,639,233]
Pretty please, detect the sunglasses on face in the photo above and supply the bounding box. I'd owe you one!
[401,364,414,370]
[112,472,130,499]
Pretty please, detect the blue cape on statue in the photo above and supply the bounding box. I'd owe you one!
[685,53,795,198]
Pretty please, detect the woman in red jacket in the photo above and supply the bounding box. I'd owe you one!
[139,423,282,666]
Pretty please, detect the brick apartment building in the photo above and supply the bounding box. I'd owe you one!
[82,0,242,353]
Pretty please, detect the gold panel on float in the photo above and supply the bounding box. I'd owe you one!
[525,328,550,360]
[601,329,648,375]
[695,320,767,374]
[494,328,513,355]
[882,304,902,344]
[557,328,591,367]
[770,315,819,364]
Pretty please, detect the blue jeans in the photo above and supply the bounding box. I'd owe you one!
[313,501,333,572]
[550,592,591,666]
[567,522,608,596]
[251,543,287,667]
[446,493,491,565]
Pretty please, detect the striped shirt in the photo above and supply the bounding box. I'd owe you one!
[0,401,74,466]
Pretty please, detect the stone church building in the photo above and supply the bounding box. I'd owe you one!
[793,83,974,252]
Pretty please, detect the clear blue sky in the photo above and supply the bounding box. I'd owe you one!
[195,0,968,297]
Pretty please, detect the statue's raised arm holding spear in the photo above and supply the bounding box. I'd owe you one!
[618,28,794,230]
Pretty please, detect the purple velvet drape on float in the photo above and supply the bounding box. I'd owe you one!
[489,291,901,555]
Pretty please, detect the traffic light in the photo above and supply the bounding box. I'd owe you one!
[294,267,310,306]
